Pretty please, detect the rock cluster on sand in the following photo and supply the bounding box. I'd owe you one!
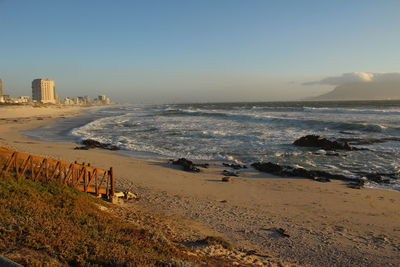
[171,158,201,172]
[251,161,399,186]
[251,162,353,182]
[74,139,120,151]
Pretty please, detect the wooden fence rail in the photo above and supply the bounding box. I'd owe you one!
[0,147,115,198]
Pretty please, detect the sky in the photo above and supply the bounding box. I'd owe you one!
[1,0,399,103]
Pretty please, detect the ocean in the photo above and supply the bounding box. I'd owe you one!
[25,100,400,191]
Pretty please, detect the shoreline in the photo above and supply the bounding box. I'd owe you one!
[22,104,400,192]
[1,105,399,266]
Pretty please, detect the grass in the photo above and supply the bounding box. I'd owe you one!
[0,175,200,266]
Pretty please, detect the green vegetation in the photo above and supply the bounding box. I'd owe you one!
[0,175,199,266]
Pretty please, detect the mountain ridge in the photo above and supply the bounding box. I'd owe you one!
[309,81,400,100]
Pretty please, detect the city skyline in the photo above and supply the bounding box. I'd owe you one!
[1,1,400,103]
[0,76,111,105]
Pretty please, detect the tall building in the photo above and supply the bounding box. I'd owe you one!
[32,79,56,104]
[0,79,3,96]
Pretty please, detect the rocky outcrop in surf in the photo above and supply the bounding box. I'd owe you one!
[251,162,351,181]
[293,135,355,151]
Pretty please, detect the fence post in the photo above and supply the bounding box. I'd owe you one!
[83,167,88,192]
[1,152,16,178]
[109,167,115,197]
[14,153,19,178]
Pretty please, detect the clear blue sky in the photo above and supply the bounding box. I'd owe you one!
[1,0,399,102]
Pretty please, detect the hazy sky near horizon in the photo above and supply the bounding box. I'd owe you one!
[1,0,399,103]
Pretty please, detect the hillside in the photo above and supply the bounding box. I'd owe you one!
[310,81,400,100]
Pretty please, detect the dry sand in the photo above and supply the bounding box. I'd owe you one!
[0,105,399,266]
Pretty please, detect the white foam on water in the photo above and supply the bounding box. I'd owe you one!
[68,103,400,191]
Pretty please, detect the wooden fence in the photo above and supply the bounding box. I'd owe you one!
[0,147,115,198]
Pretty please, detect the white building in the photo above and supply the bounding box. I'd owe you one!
[0,79,3,96]
[32,79,56,104]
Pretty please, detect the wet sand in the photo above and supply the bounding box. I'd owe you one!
[0,105,399,266]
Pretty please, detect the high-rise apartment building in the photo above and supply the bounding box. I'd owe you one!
[0,79,3,96]
[32,79,56,103]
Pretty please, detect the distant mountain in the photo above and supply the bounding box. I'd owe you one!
[309,81,400,100]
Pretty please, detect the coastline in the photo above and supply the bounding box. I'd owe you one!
[0,105,399,266]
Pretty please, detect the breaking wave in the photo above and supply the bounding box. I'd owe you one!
[69,101,400,191]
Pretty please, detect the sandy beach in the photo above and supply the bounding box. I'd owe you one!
[0,105,399,266]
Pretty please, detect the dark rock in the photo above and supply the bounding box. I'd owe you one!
[222,170,239,177]
[293,135,353,151]
[313,177,331,182]
[290,166,315,178]
[312,170,353,181]
[325,151,340,156]
[348,180,365,189]
[223,163,247,169]
[74,146,89,150]
[252,162,355,182]
[78,139,121,151]
[354,171,399,183]
[194,163,209,168]
[82,139,103,148]
[251,162,283,174]
[251,161,397,186]
[172,158,200,172]
[364,173,383,183]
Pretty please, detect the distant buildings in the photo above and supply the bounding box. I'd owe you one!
[60,95,111,105]
[63,97,74,105]
[32,78,56,104]
[0,79,3,96]
[97,95,111,105]
[0,79,6,103]
[18,96,31,103]
[0,77,112,106]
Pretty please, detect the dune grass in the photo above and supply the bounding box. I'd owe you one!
[0,174,199,266]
